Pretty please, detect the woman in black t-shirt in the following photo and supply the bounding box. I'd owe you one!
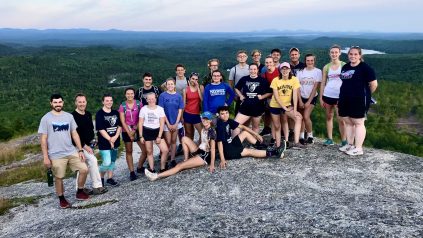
[338,46,378,156]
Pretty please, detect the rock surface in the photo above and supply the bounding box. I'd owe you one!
[1,140,423,237]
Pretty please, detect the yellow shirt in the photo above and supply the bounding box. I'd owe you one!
[269,76,301,108]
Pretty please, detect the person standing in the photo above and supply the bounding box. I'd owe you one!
[338,46,377,156]
[251,49,264,73]
[39,94,90,209]
[289,47,306,76]
[72,93,108,195]
[202,58,225,87]
[96,94,122,186]
[229,50,250,115]
[203,70,235,115]
[136,72,162,106]
[183,72,204,141]
[320,45,347,146]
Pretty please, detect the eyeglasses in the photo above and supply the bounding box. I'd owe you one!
[190,72,199,77]
[350,45,360,49]
[210,64,218,67]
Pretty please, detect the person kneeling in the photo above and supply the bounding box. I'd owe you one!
[145,111,216,181]
[216,106,285,169]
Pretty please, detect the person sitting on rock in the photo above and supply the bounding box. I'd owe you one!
[216,106,286,169]
[144,111,216,181]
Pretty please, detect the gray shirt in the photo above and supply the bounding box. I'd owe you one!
[38,111,78,160]
[229,64,249,86]
[175,77,188,95]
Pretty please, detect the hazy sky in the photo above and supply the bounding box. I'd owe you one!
[1,0,422,32]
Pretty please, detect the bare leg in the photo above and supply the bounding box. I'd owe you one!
[193,122,202,143]
[55,178,64,195]
[251,116,262,133]
[342,116,355,145]
[237,130,257,144]
[303,104,315,136]
[335,107,346,141]
[181,136,199,161]
[124,142,134,172]
[352,118,366,150]
[157,139,169,170]
[281,114,289,143]
[241,148,266,158]
[158,156,205,179]
[325,105,335,139]
[136,141,147,170]
[233,113,251,137]
[286,110,303,143]
[271,113,282,147]
[184,122,194,140]
[145,141,155,170]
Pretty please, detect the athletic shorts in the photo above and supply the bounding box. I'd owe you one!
[269,107,286,115]
[322,96,338,106]
[183,111,201,124]
[122,130,140,142]
[338,96,369,119]
[143,126,160,141]
[301,96,318,106]
[238,102,265,117]
[223,135,244,160]
[191,149,211,164]
[51,154,88,179]
[164,122,183,132]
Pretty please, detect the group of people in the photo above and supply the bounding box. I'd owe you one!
[39,45,377,208]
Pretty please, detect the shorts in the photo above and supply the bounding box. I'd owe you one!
[301,96,318,106]
[164,122,183,132]
[223,135,244,160]
[338,96,368,119]
[191,149,211,164]
[183,111,201,124]
[238,102,265,117]
[143,126,160,141]
[122,130,140,142]
[322,96,338,106]
[269,107,286,115]
[51,153,88,179]
[99,149,118,172]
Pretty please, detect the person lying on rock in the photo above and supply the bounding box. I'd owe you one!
[145,111,216,181]
[215,106,285,169]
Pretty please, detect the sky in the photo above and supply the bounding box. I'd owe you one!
[0,0,422,33]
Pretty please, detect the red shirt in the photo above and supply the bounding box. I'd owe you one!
[261,69,279,84]
[185,86,201,114]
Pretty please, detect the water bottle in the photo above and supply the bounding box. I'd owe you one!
[89,139,97,149]
[47,168,54,187]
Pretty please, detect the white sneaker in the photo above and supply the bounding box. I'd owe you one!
[144,169,158,181]
[339,144,353,152]
[345,148,364,156]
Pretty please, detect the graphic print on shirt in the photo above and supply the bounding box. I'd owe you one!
[147,112,158,124]
[210,89,226,96]
[277,85,293,96]
[52,122,69,132]
[226,124,232,143]
[104,115,118,134]
[341,70,355,80]
[246,81,260,98]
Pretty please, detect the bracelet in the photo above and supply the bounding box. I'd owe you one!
[78,149,84,153]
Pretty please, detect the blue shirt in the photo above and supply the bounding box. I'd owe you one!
[158,91,184,124]
[203,83,235,114]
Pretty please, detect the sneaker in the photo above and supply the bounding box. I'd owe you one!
[269,138,276,147]
[92,187,108,195]
[299,138,306,145]
[276,140,287,158]
[323,138,334,146]
[253,143,267,150]
[339,144,353,152]
[59,198,71,209]
[130,172,138,181]
[106,178,119,186]
[288,130,294,142]
[291,143,306,150]
[341,140,348,146]
[83,188,93,195]
[136,167,145,174]
[306,137,314,144]
[259,126,271,136]
[176,144,183,156]
[76,190,90,201]
[345,148,364,156]
[145,169,159,181]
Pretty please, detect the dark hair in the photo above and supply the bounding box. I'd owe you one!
[124,87,135,94]
[211,70,222,77]
[74,93,86,102]
[304,53,315,62]
[50,93,63,102]
[271,48,281,54]
[190,72,200,78]
[102,93,113,101]
[278,66,293,80]
[289,47,300,54]
[175,64,185,70]
[142,72,153,78]
[217,106,230,113]
[249,63,259,69]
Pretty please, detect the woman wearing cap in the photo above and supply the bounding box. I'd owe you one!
[297,53,322,144]
[320,45,347,146]
[338,46,377,156]
[269,62,304,149]
[183,72,204,142]
[144,111,217,181]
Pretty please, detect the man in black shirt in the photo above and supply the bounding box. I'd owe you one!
[72,93,108,195]
[135,72,162,106]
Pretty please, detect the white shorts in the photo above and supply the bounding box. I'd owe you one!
[163,122,183,132]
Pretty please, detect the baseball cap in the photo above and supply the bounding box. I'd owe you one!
[279,62,291,69]
[201,111,213,120]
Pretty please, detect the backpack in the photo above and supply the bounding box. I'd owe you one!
[121,100,141,114]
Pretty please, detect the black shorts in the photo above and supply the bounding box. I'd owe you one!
[191,149,211,164]
[223,136,244,160]
[238,102,265,117]
[301,96,318,106]
[143,127,160,141]
[322,96,338,106]
[269,107,286,115]
[338,96,369,119]
[122,130,140,143]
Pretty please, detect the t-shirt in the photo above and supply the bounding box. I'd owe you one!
[118,101,142,132]
[38,111,78,160]
[323,62,345,99]
[95,109,121,150]
[139,105,166,129]
[175,77,188,95]
[340,62,376,98]
[203,82,235,114]
[235,75,271,108]
[135,86,162,106]
[71,110,94,147]
[297,68,322,99]
[216,118,239,145]
[185,86,201,115]
[261,68,279,84]
[228,64,249,86]
[158,91,184,125]
[290,62,306,76]
[269,76,301,108]
[198,127,216,152]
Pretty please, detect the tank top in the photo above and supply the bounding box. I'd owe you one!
[185,86,201,114]
[323,63,344,99]
[175,77,188,95]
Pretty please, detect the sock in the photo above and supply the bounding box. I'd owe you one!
[58,195,66,201]
[300,132,305,139]
[77,188,83,193]
[307,132,313,138]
